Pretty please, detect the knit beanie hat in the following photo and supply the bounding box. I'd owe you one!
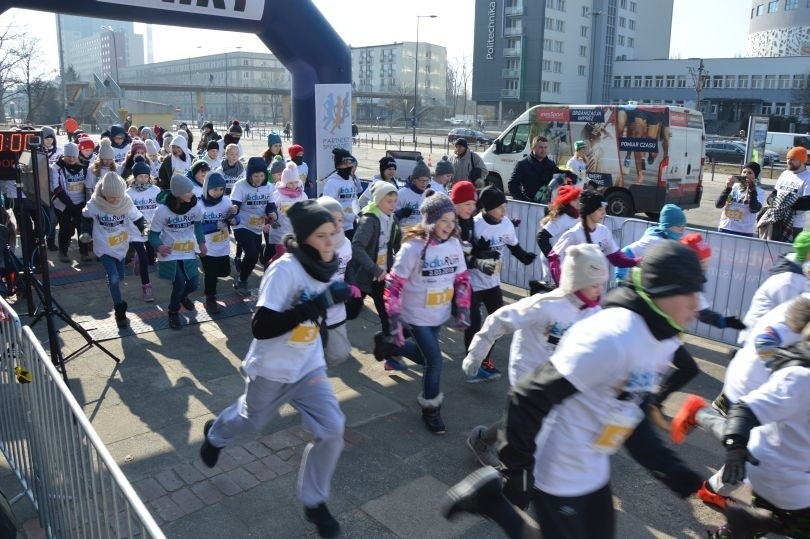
[680,233,712,261]
[371,181,398,205]
[281,161,302,185]
[411,157,431,180]
[793,231,810,262]
[554,185,581,207]
[110,124,126,139]
[41,126,56,141]
[743,161,761,179]
[435,156,454,176]
[267,132,282,146]
[99,171,126,199]
[636,241,704,298]
[454,138,468,149]
[269,155,286,175]
[787,146,808,163]
[140,127,154,140]
[130,139,146,154]
[171,134,188,152]
[316,195,343,216]
[229,121,243,135]
[170,173,195,197]
[78,136,96,153]
[144,139,159,155]
[202,171,226,195]
[132,156,151,177]
[332,147,355,168]
[162,132,174,149]
[449,180,477,204]
[560,243,609,295]
[288,199,336,245]
[206,140,219,151]
[288,144,304,159]
[574,140,587,151]
[190,159,210,174]
[479,186,507,212]
[579,190,606,217]
[659,204,686,229]
[98,139,115,161]
[246,156,268,180]
[62,142,79,158]
[420,192,456,229]
[379,156,397,175]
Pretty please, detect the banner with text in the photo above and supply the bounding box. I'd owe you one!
[314,83,353,184]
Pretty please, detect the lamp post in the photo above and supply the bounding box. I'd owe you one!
[412,14,437,144]
[101,26,121,114]
[587,10,603,104]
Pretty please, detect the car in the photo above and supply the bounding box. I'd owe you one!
[447,128,494,146]
[705,140,776,166]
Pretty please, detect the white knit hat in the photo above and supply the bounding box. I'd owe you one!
[560,243,609,295]
[281,161,302,186]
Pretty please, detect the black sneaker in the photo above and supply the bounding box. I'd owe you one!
[199,419,221,468]
[168,311,182,330]
[373,332,395,362]
[180,297,196,311]
[441,466,502,521]
[304,502,340,538]
[233,256,242,273]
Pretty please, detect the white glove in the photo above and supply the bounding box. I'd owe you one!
[462,354,483,377]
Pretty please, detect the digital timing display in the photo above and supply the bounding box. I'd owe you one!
[0,130,43,180]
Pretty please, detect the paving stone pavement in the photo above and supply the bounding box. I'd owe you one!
[0,134,735,538]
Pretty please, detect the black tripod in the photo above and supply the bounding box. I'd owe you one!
[14,142,120,382]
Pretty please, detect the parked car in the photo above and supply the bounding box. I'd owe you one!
[447,128,494,146]
[705,140,776,166]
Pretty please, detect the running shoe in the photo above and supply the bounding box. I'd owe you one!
[384,358,408,371]
[466,425,501,468]
[466,366,501,384]
[697,481,733,510]
[670,394,707,444]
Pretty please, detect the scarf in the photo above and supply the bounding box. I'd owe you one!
[283,234,338,283]
[91,186,134,215]
[130,182,152,192]
[220,159,244,178]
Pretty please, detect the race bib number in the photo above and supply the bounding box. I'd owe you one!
[69,182,84,193]
[280,204,292,215]
[287,323,319,348]
[249,215,265,227]
[211,230,228,243]
[724,208,744,221]
[172,240,195,252]
[425,286,453,308]
[592,403,643,455]
[108,231,128,247]
[376,249,387,267]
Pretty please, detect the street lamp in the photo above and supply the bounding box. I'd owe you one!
[586,10,603,103]
[413,14,437,144]
[101,26,122,114]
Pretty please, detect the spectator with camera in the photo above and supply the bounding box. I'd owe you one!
[715,161,766,237]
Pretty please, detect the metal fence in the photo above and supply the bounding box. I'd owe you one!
[499,200,794,346]
[0,296,164,538]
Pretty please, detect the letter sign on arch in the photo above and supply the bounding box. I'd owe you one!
[2,0,352,180]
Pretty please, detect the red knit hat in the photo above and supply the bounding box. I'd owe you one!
[288,144,304,159]
[449,180,477,204]
[554,185,582,207]
[77,136,95,152]
[680,233,711,260]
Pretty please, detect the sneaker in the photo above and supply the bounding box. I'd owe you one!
[80,253,94,263]
[373,332,396,362]
[481,358,502,379]
[142,283,154,302]
[180,296,195,311]
[466,425,501,468]
[199,419,221,468]
[466,366,501,384]
[384,358,407,371]
[233,256,242,273]
[304,502,340,538]
[441,466,502,521]
[623,155,631,168]
[233,280,250,296]
[697,481,733,510]
[205,297,222,314]
[168,311,182,330]
[711,392,730,417]
[58,251,70,263]
[670,394,707,444]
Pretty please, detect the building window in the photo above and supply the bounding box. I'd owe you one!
[793,74,807,89]
[581,25,589,37]
[542,80,551,91]
[630,1,637,12]
[655,76,664,87]
[582,6,589,16]
[712,75,723,88]
[764,74,777,89]
[768,0,779,11]
[622,76,630,87]
[553,61,563,73]
[552,82,561,93]
[556,20,565,31]
[613,76,621,87]
[628,37,634,47]
[725,75,736,88]
[545,17,554,30]
[761,103,772,115]
[580,65,587,76]
[580,45,588,57]
[666,75,675,87]
[628,19,636,30]
[544,38,553,49]
[738,75,749,88]
[785,0,798,9]
[751,75,763,88]
[620,0,627,8]
[756,4,765,15]
[775,103,786,115]
[618,34,625,45]
[619,16,626,27]
[779,74,791,89]
[791,105,803,116]
[543,59,552,72]
[644,75,653,87]
[634,76,642,87]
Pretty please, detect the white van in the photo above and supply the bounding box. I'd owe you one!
[481,105,705,217]
[765,132,810,162]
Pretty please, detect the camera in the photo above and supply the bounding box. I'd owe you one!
[734,174,747,183]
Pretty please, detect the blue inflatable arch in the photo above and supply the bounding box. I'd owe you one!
[0,0,351,179]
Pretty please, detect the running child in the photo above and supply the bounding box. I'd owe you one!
[50,143,91,264]
[267,162,308,265]
[395,158,430,230]
[198,171,238,314]
[125,157,160,302]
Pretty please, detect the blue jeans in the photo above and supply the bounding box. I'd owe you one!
[100,254,125,305]
[169,259,199,312]
[393,324,443,401]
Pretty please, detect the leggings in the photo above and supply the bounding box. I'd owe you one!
[464,285,504,362]
[131,241,155,285]
[57,205,87,255]
[234,228,262,283]
[346,280,389,334]
[532,483,614,539]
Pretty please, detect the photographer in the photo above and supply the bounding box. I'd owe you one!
[715,161,766,237]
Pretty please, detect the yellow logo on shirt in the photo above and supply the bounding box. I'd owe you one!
[248,215,265,227]
[287,323,318,348]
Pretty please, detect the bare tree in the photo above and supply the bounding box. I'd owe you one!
[445,56,471,117]
[14,36,58,124]
[0,23,24,123]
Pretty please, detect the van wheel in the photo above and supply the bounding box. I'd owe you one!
[486,173,504,192]
[605,192,634,217]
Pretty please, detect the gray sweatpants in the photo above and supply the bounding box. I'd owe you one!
[207,367,345,507]
[696,406,741,497]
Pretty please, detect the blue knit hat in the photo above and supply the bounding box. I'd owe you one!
[246,156,268,182]
[659,203,686,234]
[132,156,151,177]
[202,171,226,203]
[267,132,282,146]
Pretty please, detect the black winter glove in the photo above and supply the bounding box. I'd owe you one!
[722,443,760,485]
[475,258,498,276]
[313,281,352,310]
[724,316,746,330]
[293,300,323,323]
[472,236,491,258]
[395,206,413,220]
[501,468,532,510]
[515,251,537,266]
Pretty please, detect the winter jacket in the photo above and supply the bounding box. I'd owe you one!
[451,149,487,183]
[345,205,401,294]
[508,154,563,203]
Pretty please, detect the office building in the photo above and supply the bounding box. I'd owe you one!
[57,15,144,81]
[747,0,810,56]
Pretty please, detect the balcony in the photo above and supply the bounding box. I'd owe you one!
[503,26,523,37]
[502,68,521,79]
[504,4,524,16]
[503,47,522,57]
[501,89,520,99]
